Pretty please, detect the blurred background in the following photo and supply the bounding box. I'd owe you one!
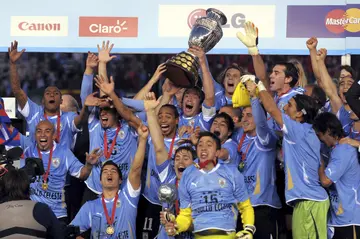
[0,52,353,103]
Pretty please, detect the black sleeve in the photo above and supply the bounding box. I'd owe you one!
[346,80,360,119]
[33,202,65,239]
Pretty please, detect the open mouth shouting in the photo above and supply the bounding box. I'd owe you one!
[213,130,221,137]
[160,124,170,134]
[184,103,194,114]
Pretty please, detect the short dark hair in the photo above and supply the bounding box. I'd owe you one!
[174,146,196,160]
[212,112,235,134]
[275,62,299,88]
[340,65,357,79]
[306,84,327,109]
[216,63,244,86]
[1,168,30,201]
[100,161,122,181]
[292,94,319,124]
[182,87,205,105]
[197,131,221,150]
[313,112,345,139]
[159,104,179,119]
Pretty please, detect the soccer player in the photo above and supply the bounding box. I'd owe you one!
[145,93,195,238]
[165,132,255,239]
[22,120,101,222]
[250,78,329,238]
[177,46,216,131]
[71,124,148,238]
[314,112,360,239]
[209,112,238,166]
[82,75,143,201]
[137,98,183,239]
[237,80,284,237]
[9,41,86,150]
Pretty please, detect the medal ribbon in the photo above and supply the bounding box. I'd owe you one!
[167,133,176,160]
[44,112,61,143]
[104,125,121,160]
[101,193,119,227]
[237,133,254,161]
[37,146,53,185]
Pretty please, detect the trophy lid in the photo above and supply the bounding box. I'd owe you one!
[206,8,227,26]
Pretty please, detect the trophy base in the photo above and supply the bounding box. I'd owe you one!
[165,51,200,88]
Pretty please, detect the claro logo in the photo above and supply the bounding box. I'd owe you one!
[79,17,138,37]
[11,16,68,36]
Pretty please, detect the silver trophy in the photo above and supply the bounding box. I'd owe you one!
[165,8,227,88]
[158,183,177,211]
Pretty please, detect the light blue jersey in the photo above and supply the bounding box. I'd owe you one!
[179,163,249,233]
[213,79,232,111]
[220,139,240,167]
[269,88,303,131]
[71,180,140,238]
[18,98,79,149]
[326,143,360,227]
[179,104,215,131]
[156,161,193,239]
[281,114,328,205]
[143,134,183,205]
[86,110,138,194]
[24,143,84,218]
[237,99,281,208]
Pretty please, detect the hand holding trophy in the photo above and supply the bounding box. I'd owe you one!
[165,8,227,88]
[158,183,177,224]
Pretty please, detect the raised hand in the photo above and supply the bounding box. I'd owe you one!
[316,48,327,62]
[144,92,160,111]
[178,125,193,138]
[85,148,102,165]
[306,37,318,50]
[94,75,115,96]
[86,51,99,69]
[188,46,206,65]
[162,78,180,96]
[84,92,106,107]
[150,63,167,83]
[236,21,259,55]
[97,40,116,63]
[8,41,25,64]
[245,80,258,98]
[137,123,149,139]
[190,126,201,145]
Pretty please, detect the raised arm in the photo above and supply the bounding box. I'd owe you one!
[188,46,215,107]
[154,79,180,115]
[237,21,270,90]
[80,52,98,106]
[94,75,142,129]
[8,41,27,109]
[128,124,148,190]
[144,92,168,166]
[306,37,322,83]
[133,63,166,100]
[97,41,116,97]
[316,48,343,113]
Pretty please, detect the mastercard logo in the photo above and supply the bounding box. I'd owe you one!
[325,8,360,34]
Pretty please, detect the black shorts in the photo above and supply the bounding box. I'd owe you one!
[333,225,360,239]
[136,195,162,239]
[237,206,279,239]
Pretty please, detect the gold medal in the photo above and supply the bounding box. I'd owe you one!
[238,162,245,172]
[106,226,115,235]
[42,182,48,190]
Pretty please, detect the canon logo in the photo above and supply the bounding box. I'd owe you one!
[11,16,68,36]
[79,17,138,37]
[89,20,128,34]
[18,22,61,31]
